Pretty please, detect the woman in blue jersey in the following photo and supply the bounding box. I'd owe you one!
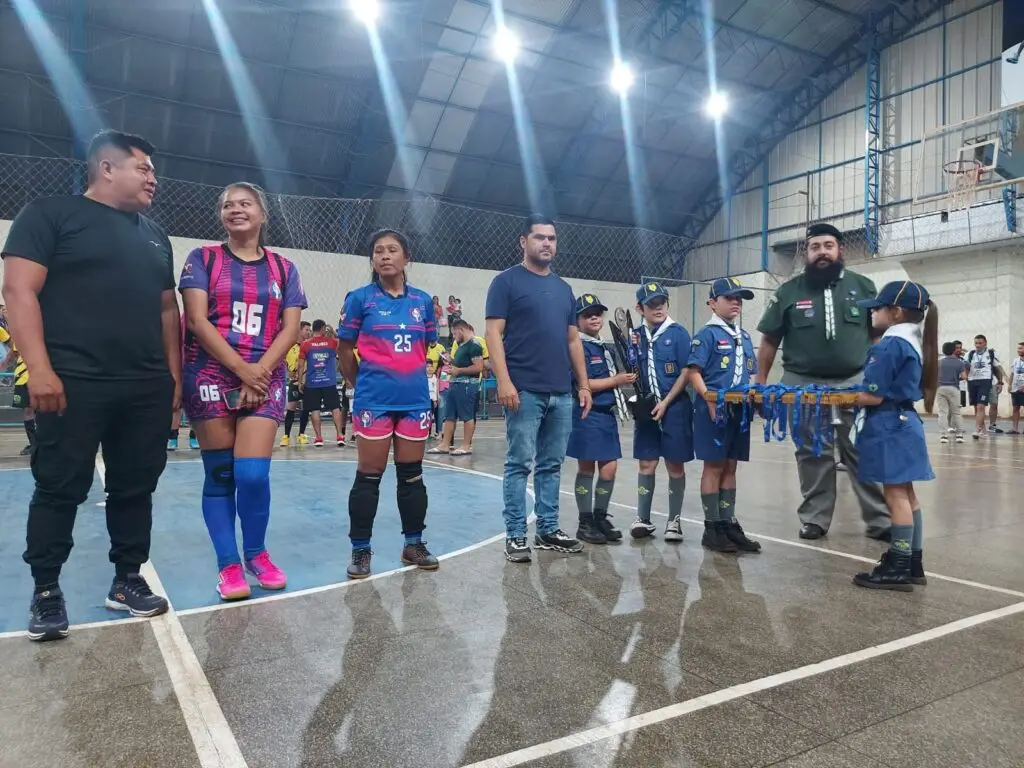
[337,229,439,579]
[180,182,307,601]
[851,280,937,592]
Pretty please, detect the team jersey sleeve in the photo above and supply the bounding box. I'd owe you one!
[485,272,510,320]
[297,339,309,360]
[337,290,364,342]
[421,294,437,344]
[1,199,59,268]
[687,329,713,370]
[178,248,210,292]
[861,340,897,395]
[282,263,308,310]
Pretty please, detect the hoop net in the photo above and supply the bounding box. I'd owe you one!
[942,158,983,212]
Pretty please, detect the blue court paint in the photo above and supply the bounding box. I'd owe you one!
[0,461,507,631]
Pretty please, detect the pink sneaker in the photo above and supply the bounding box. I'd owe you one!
[245,551,287,590]
[217,564,251,601]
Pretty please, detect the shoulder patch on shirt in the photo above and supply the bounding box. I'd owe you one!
[691,338,701,346]
[867,383,879,392]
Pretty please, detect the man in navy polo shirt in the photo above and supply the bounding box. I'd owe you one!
[485,214,593,563]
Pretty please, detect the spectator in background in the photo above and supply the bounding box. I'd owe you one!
[953,340,967,408]
[1009,341,1024,434]
[965,334,1004,439]
[281,320,313,446]
[936,341,966,443]
[433,296,447,344]
[298,319,345,447]
[425,337,447,435]
[431,319,484,456]
[446,295,461,344]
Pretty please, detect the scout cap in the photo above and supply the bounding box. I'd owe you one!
[856,280,930,310]
[574,293,608,315]
[636,281,669,304]
[709,277,755,300]
[806,222,843,242]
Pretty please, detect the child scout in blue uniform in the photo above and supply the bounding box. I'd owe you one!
[631,281,694,542]
[566,293,635,545]
[852,280,938,592]
[687,278,762,554]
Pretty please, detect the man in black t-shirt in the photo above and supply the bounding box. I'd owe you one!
[1,130,181,642]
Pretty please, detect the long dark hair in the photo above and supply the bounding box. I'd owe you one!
[900,300,939,413]
[368,228,410,286]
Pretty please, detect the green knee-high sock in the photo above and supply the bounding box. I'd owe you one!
[594,478,615,514]
[637,474,656,522]
[668,476,686,520]
[890,524,913,554]
[701,492,721,522]
[911,509,923,551]
[719,487,737,522]
[574,473,595,518]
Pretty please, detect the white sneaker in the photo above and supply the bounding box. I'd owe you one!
[940,435,949,444]
[630,518,657,540]
[955,434,964,443]
[664,516,684,542]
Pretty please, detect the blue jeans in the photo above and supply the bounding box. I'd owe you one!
[502,391,573,538]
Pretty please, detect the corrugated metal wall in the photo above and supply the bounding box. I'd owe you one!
[685,0,1005,281]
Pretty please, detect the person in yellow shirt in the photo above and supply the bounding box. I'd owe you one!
[0,324,35,456]
[281,320,312,446]
[425,339,447,434]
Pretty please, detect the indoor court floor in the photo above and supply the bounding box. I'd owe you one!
[0,419,1022,768]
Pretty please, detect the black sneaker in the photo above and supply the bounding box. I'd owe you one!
[505,537,531,563]
[725,520,761,553]
[27,587,69,642]
[701,521,737,553]
[664,516,684,542]
[593,510,622,542]
[535,529,584,553]
[106,573,169,617]
[576,515,607,545]
[853,549,913,592]
[401,541,439,571]
[348,547,372,579]
[910,550,927,586]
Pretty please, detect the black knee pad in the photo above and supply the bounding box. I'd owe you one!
[395,462,428,534]
[395,461,424,485]
[348,472,383,540]
[350,471,382,500]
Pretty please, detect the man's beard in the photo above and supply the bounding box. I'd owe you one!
[804,258,844,288]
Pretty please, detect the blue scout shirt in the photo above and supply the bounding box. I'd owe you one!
[862,329,923,406]
[687,319,757,388]
[636,320,691,400]
[579,335,616,409]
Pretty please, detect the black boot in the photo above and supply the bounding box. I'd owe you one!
[910,550,927,585]
[724,519,761,553]
[576,513,608,545]
[701,521,737,553]
[593,509,622,542]
[853,549,913,592]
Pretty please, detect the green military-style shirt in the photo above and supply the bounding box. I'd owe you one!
[757,270,877,379]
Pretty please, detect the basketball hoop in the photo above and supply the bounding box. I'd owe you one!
[943,158,983,212]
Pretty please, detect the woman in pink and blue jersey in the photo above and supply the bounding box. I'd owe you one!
[338,229,438,579]
[179,182,307,601]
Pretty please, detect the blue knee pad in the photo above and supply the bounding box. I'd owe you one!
[233,457,271,490]
[234,457,272,561]
[202,449,235,495]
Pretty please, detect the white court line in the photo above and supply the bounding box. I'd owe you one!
[96,456,249,768]
[461,600,1024,768]
[0,615,150,640]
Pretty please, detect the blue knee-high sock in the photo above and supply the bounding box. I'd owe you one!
[234,457,272,561]
[201,449,239,570]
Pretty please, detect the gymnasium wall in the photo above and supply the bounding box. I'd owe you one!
[685,0,1014,282]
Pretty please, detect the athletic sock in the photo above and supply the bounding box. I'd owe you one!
[351,538,371,550]
[637,474,656,522]
[404,532,422,546]
[574,473,595,517]
[719,487,737,522]
[234,457,272,561]
[890,523,913,554]
[594,478,615,514]
[283,410,295,438]
[701,492,721,522]
[911,508,923,551]
[667,476,685,520]
[298,410,309,435]
[201,450,239,569]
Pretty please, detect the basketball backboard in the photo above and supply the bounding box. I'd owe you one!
[913,101,1024,211]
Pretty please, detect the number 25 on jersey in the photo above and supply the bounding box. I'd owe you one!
[232,302,264,336]
[393,333,412,352]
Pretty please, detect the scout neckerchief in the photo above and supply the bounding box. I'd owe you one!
[705,313,744,387]
[820,269,845,341]
[580,331,628,417]
[882,322,922,363]
[642,316,675,400]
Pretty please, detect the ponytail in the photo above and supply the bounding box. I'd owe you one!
[921,299,939,413]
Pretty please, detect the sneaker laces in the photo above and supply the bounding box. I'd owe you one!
[352,548,372,567]
[123,574,155,598]
[34,593,64,620]
[509,536,528,548]
[549,529,571,541]
[405,541,430,557]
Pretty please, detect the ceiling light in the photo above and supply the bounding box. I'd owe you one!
[493,26,520,63]
[609,61,635,95]
[705,90,729,118]
[351,0,380,25]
